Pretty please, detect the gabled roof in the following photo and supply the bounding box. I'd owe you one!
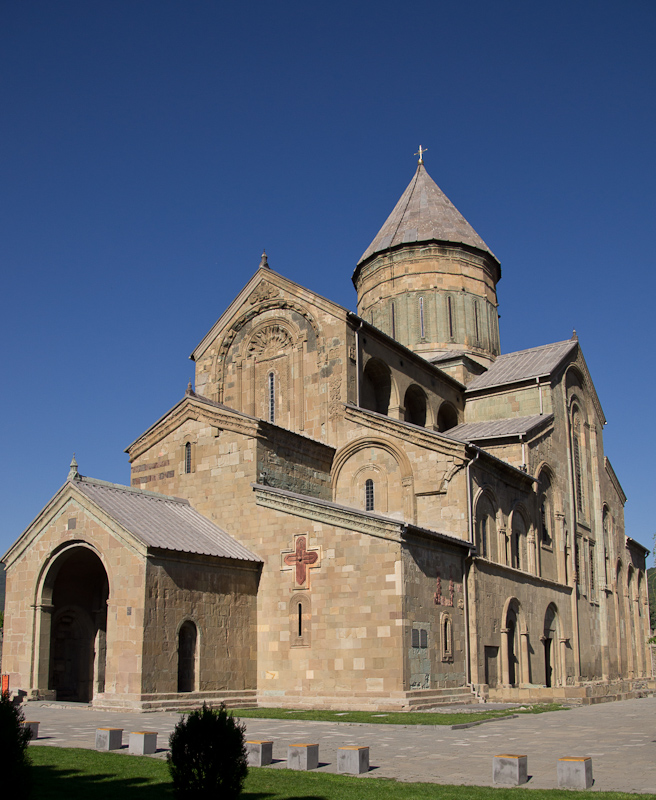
[74,477,261,562]
[466,339,578,392]
[445,414,553,443]
[356,164,497,268]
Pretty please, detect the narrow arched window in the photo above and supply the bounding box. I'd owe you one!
[442,614,453,661]
[391,302,396,339]
[419,296,425,339]
[447,296,454,339]
[572,413,584,514]
[474,300,480,344]
[268,372,275,423]
[365,478,374,511]
[480,516,488,558]
[298,602,302,637]
[184,442,192,474]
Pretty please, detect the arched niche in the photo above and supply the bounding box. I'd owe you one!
[177,619,199,693]
[436,401,458,432]
[403,384,428,427]
[361,357,394,415]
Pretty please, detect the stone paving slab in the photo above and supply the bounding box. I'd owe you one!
[22,697,656,793]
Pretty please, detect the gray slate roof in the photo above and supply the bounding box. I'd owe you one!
[357,164,495,266]
[445,414,553,443]
[75,478,261,562]
[466,339,578,392]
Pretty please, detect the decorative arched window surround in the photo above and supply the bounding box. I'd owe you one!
[290,593,311,648]
[441,613,453,662]
[183,441,194,475]
[177,618,199,693]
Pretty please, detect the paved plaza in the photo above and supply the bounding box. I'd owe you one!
[24,696,656,793]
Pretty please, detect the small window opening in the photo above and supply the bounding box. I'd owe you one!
[268,372,275,423]
[442,615,453,661]
[184,442,192,474]
[365,478,375,511]
[447,296,454,339]
[391,302,396,339]
[298,602,302,638]
[420,629,428,648]
[419,297,425,339]
[589,545,595,593]
[474,300,480,344]
[480,516,488,558]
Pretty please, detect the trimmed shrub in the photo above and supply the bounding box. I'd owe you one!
[167,703,248,799]
[0,690,33,798]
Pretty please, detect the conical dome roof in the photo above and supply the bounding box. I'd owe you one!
[357,164,496,267]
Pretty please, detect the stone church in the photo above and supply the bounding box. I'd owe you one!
[2,156,651,711]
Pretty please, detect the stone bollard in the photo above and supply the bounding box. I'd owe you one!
[338,746,369,774]
[493,754,528,785]
[129,731,158,755]
[95,727,123,751]
[246,740,273,767]
[21,721,39,740]
[287,743,319,770]
[558,757,593,789]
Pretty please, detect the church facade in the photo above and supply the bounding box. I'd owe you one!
[2,158,651,710]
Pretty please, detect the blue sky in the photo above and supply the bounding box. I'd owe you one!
[1,1,655,563]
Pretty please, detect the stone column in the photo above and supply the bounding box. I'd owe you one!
[520,629,531,686]
[32,603,55,697]
[527,532,536,575]
[500,627,510,686]
[559,637,568,687]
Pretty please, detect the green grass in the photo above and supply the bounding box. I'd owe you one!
[234,703,567,726]
[29,746,650,800]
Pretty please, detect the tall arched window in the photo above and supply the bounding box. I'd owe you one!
[268,372,275,423]
[602,508,610,586]
[572,410,584,514]
[474,300,480,344]
[447,296,454,339]
[441,614,453,661]
[538,471,553,547]
[365,478,375,511]
[419,297,425,339]
[184,442,192,474]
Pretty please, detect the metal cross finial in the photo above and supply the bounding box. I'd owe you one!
[415,145,428,164]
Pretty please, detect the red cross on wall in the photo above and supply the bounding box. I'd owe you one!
[283,536,319,586]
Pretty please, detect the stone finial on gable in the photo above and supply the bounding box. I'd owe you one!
[572,329,578,341]
[68,454,80,481]
[186,379,194,396]
[260,249,270,269]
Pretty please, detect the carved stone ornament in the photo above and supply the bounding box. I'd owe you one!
[248,325,293,358]
[249,281,280,305]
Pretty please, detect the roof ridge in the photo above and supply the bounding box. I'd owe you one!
[76,476,190,505]
[497,339,576,358]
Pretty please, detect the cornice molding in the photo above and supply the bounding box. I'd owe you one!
[254,484,403,543]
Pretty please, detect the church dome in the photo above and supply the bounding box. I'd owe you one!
[353,159,502,370]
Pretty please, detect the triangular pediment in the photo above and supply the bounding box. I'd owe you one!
[190,266,348,363]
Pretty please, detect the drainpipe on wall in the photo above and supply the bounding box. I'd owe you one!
[464,447,481,689]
